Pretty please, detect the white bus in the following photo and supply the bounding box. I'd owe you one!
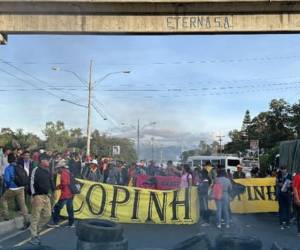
[186,155,242,173]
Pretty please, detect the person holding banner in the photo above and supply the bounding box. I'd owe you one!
[214,168,232,229]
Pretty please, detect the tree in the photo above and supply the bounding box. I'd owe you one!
[241,110,251,140]
[43,121,70,151]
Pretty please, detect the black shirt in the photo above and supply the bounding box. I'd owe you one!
[30,167,55,196]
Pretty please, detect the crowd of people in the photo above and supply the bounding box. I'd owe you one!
[0,147,300,245]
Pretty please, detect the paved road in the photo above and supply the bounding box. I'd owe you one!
[0,214,299,250]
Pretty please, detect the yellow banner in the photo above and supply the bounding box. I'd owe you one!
[60,179,199,224]
[209,177,278,213]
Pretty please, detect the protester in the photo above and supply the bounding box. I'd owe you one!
[49,159,74,228]
[117,162,128,186]
[18,151,33,177]
[164,160,179,176]
[0,148,10,175]
[208,164,217,184]
[226,169,233,180]
[292,170,300,236]
[68,153,82,178]
[31,151,40,170]
[214,167,232,229]
[180,164,193,188]
[194,167,210,226]
[276,167,292,229]
[29,157,55,245]
[233,165,246,179]
[0,148,10,196]
[101,159,109,183]
[128,162,137,185]
[135,162,147,176]
[0,153,30,229]
[82,159,103,182]
[106,163,119,185]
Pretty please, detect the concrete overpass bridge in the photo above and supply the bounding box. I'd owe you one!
[1,0,300,43]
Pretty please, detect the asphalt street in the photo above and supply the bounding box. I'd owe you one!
[0,214,299,250]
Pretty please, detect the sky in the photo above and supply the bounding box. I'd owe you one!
[1,34,300,148]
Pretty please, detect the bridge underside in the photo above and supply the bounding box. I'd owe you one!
[1,0,300,35]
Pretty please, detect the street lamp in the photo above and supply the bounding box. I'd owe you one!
[52,61,130,158]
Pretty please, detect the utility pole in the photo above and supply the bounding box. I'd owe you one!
[86,60,93,158]
[151,137,154,161]
[137,119,140,161]
[216,135,225,155]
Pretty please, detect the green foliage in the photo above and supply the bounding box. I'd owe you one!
[0,128,41,150]
[224,99,291,169]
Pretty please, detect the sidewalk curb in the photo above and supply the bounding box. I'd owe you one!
[0,217,24,237]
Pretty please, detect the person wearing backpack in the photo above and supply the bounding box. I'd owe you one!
[0,153,30,229]
[214,167,232,229]
[48,159,75,228]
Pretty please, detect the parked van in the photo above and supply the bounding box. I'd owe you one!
[186,155,241,173]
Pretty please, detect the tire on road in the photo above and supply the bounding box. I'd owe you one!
[215,233,262,250]
[134,248,167,250]
[76,219,123,242]
[76,238,128,250]
[270,242,290,250]
[171,233,212,250]
[12,246,55,250]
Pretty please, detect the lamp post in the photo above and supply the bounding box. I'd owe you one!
[52,62,130,158]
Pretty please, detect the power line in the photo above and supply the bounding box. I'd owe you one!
[0,68,62,99]
[3,54,300,66]
[0,60,83,101]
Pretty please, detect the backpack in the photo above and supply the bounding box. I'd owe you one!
[213,182,223,200]
[14,164,29,187]
[69,172,80,195]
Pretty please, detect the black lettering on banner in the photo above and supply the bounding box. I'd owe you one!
[247,186,254,201]
[131,189,141,220]
[170,188,191,221]
[253,186,265,200]
[110,186,130,219]
[190,17,196,28]
[74,199,85,214]
[266,185,276,201]
[235,193,242,201]
[86,184,106,216]
[167,17,174,30]
[146,192,167,222]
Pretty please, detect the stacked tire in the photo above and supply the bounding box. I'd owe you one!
[171,233,212,250]
[215,234,262,250]
[76,219,128,250]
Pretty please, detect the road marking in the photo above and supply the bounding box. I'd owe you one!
[13,220,67,247]
[0,230,26,244]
